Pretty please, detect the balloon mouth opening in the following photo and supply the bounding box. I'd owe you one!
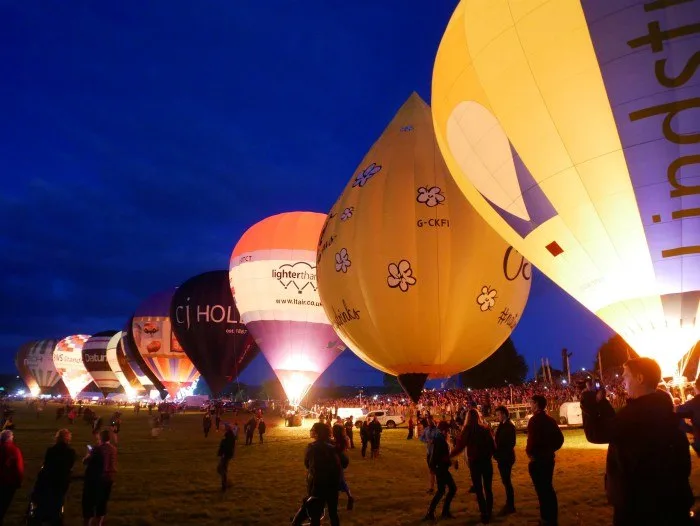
[398,373,429,404]
[276,370,319,407]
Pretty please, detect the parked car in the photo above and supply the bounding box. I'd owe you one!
[355,410,405,429]
[485,404,532,433]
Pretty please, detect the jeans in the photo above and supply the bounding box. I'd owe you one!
[469,458,493,518]
[529,458,557,525]
[428,468,456,516]
[497,458,515,509]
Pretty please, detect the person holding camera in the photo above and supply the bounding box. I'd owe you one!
[526,395,564,526]
[581,357,693,525]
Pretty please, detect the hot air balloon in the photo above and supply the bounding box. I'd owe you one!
[316,93,531,401]
[132,291,200,398]
[24,339,63,395]
[15,342,40,396]
[53,335,92,398]
[432,0,700,376]
[229,212,345,406]
[122,318,165,398]
[170,270,258,396]
[106,332,146,398]
[82,331,123,398]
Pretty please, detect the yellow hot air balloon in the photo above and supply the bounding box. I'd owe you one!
[432,0,700,376]
[316,93,531,401]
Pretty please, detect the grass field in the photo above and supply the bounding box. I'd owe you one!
[5,404,700,526]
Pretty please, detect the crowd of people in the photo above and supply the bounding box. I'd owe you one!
[309,373,633,423]
[297,360,700,526]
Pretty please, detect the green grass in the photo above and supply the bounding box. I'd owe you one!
[5,404,700,525]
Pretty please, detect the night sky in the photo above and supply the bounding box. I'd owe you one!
[0,1,613,388]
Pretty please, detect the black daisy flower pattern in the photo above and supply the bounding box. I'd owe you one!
[476,286,497,311]
[387,260,417,292]
[335,248,351,273]
[352,163,382,188]
[416,186,445,207]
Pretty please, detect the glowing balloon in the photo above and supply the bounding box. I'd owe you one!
[53,335,92,398]
[132,290,200,398]
[316,93,531,401]
[81,331,123,398]
[15,343,40,396]
[170,270,258,396]
[24,339,62,394]
[122,317,165,398]
[229,212,345,406]
[432,0,700,375]
[106,332,146,397]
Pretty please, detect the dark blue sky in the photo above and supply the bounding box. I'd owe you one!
[0,1,613,387]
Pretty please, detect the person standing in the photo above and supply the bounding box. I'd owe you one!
[344,417,355,449]
[292,422,341,526]
[82,429,117,526]
[359,420,370,459]
[423,421,456,521]
[526,395,564,526]
[582,357,693,525]
[451,409,496,524]
[0,430,24,523]
[203,412,212,438]
[407,417,414,440]
[217,425,235,492]
[245,416,256,446]
[419,417,438,494]
[493,406,516,515]
[31,428,76,524]
[258,418,266,444]
[368,416,382,459]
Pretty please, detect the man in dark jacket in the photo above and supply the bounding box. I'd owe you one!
[526,395,564,526]
[344,417,354,449]
[31,428,76,524]
[581,357,693,525]
[494,405,516,515]
[217,425,235,492]
[424,421,456,521]
[292,422,341,526]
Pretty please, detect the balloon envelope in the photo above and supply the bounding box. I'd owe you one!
[24,339,62,394]
[229,212,345,406]
[82,331,123,398]
[432,0,700,375]
[316,93,531,402]
[170,270,258,396]
[15,342,40,396]
[53,335,92,398]
[132,290,200,398]
[106,332,146,397]
[122,317,161,396]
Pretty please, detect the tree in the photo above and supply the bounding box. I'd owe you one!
[593,334,638,377]
[260,377,285,400]
[459,338,528,389]
[383,373,404,394]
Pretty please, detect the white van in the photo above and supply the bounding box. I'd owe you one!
[558,401,583,426]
